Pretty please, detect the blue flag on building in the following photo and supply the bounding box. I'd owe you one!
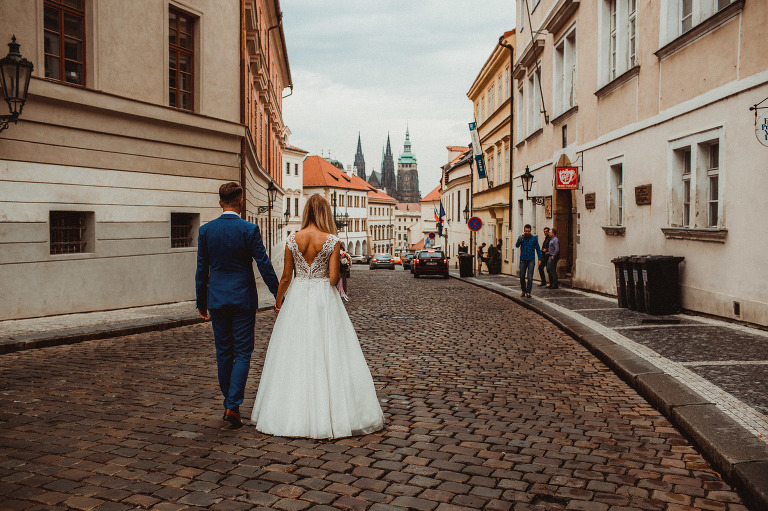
[437,202,445,237]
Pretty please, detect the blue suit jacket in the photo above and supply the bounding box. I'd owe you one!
[195,213,279,311]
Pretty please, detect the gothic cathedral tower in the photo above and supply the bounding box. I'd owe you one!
[380,134,397,198]
[354,133,366,181]
[396,127,420,203]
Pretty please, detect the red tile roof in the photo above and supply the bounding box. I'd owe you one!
[303,155,371,191]
[285,144,309,154]
[409,239,425,251]
[421,185,441,202]
[446,145,469,152]
[396,203,421,212]
[367,188,397,203]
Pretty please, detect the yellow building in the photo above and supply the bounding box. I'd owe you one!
[467,30,515,274]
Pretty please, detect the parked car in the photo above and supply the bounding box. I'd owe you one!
[350,254,366,264]
[410,251,421,273]
[413,249,449,278]
[402,253,414,270]
[369,253,395,270]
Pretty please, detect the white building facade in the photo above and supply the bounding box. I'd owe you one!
[394,203,421,254]
[441,148,473,262]
[282,142,308,241]
[368,191,397,255]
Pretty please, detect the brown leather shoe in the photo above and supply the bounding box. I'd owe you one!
[223,408,245,428]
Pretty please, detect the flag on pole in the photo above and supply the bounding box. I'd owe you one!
[437,202,446,237]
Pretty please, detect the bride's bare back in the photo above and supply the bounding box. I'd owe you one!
[293,227,335,266]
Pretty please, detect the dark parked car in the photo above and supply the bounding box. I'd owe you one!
[410,251,421,273]
[402,253,414,270]
[369,253,395,270]
[413,249,449,278]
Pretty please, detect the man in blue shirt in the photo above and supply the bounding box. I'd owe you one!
[515,224,542,298]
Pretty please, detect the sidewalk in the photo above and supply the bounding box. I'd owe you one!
[450,268,768,510]
[0,285,276,355]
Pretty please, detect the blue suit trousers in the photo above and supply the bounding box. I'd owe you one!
[209,307,256,411]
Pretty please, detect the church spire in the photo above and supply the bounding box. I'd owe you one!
[354,132,366,181]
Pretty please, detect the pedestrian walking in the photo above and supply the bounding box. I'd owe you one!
[195,182,279,428]
[515,224,542,298]
[538,227,551,287]
[476,242,486,274]
[547,228,560,289]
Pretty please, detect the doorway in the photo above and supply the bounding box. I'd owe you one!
[554,188,574,275]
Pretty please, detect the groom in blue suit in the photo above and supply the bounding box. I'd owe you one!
[195,182,279,428]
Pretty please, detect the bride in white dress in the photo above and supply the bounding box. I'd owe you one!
[251,194,385,438]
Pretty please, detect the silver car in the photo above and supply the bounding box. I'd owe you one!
[369,253,395,270]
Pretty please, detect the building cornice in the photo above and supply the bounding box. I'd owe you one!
[655,0,744,61]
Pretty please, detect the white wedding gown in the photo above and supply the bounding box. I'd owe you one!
[251,233,385,438]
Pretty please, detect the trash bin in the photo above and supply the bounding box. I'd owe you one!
[643,256,685,315]
[624,255,638,310]
[458,254,474,278]
[611,256,629,308]
[630,255,648,313]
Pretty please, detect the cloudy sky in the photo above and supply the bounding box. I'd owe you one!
[281,0,516,198]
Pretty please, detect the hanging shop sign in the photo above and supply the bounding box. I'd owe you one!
[555,166,578,189]
[756,112,768,147]
[468,122,487,179]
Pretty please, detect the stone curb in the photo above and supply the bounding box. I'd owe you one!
[451,272,768,511]
[0,305,274,355]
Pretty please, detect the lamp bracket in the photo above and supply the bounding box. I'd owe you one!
[528,195,546,206]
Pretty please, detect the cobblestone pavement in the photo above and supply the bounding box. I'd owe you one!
[458,271,768,438]
[0,267,751,510]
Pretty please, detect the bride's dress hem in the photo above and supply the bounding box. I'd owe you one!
[253,421,385,440]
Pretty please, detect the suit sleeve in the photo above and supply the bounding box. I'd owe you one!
[195,225,209,310]
[250,225,280,297]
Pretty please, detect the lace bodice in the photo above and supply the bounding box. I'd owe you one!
[288,233,339,280]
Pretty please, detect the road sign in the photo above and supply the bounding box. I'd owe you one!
[428,232,436,239]
[468,217,482,231]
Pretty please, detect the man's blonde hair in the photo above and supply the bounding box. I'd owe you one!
[301,194,338,235]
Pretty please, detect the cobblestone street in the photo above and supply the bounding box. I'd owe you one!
[0,268,749,510]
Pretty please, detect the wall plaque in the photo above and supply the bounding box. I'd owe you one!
[635,184,652,205]
[584,193,596,210]
[544,196,552,218]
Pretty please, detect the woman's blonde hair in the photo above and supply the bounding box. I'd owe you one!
[301,194,338,235]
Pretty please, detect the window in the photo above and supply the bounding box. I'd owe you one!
[682,149,691,226]
[610,163,623,226]
[488,154,494,185]
[50,211,93,254]
[554,27,577,115]
[707,142,719,227]
[660,0,736,46]
[681,0,693,33]
[171,213,199,248]
[505,66,510,99]
[504,146,509,182]
[498,76,503,105]
[609,0,618,80]
[286,162,290,175]
[294,198,299,217]
[481,95,486,121]
[669,129,724,229]
[601,0,639,86]
[488,86,494,115]
[628,0,637,67]
[44,0,85,85]
[294,163,298,176]
[169,8,194,110]
[526,66,542,135]
[517,84,525,142]
[497,148,502,184]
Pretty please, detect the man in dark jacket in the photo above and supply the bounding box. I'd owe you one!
[538,227,551,286]
[547,228,560,289]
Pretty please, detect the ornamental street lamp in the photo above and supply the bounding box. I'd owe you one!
[331,191,349,231]
[257,181,278,257]
[284,207,290,225]
[463,204,470,222]
[521,166,546,205]
[0,36,34,134]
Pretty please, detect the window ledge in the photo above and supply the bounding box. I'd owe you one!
[655,0,744,60]
[602,226,626,236]
[515,138,526,149]
[525,127,544,143]
[551,105,578,126]
[595,66,640,99]
[661,227,727,242]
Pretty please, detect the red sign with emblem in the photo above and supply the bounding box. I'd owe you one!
[556,166,579,189]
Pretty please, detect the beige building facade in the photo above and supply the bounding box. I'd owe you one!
[0,0,290,320]
[468,30,515,274]
[513,0,768,325]
[440,147,472,263]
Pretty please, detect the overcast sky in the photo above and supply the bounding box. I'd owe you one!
[281,0,516,198]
